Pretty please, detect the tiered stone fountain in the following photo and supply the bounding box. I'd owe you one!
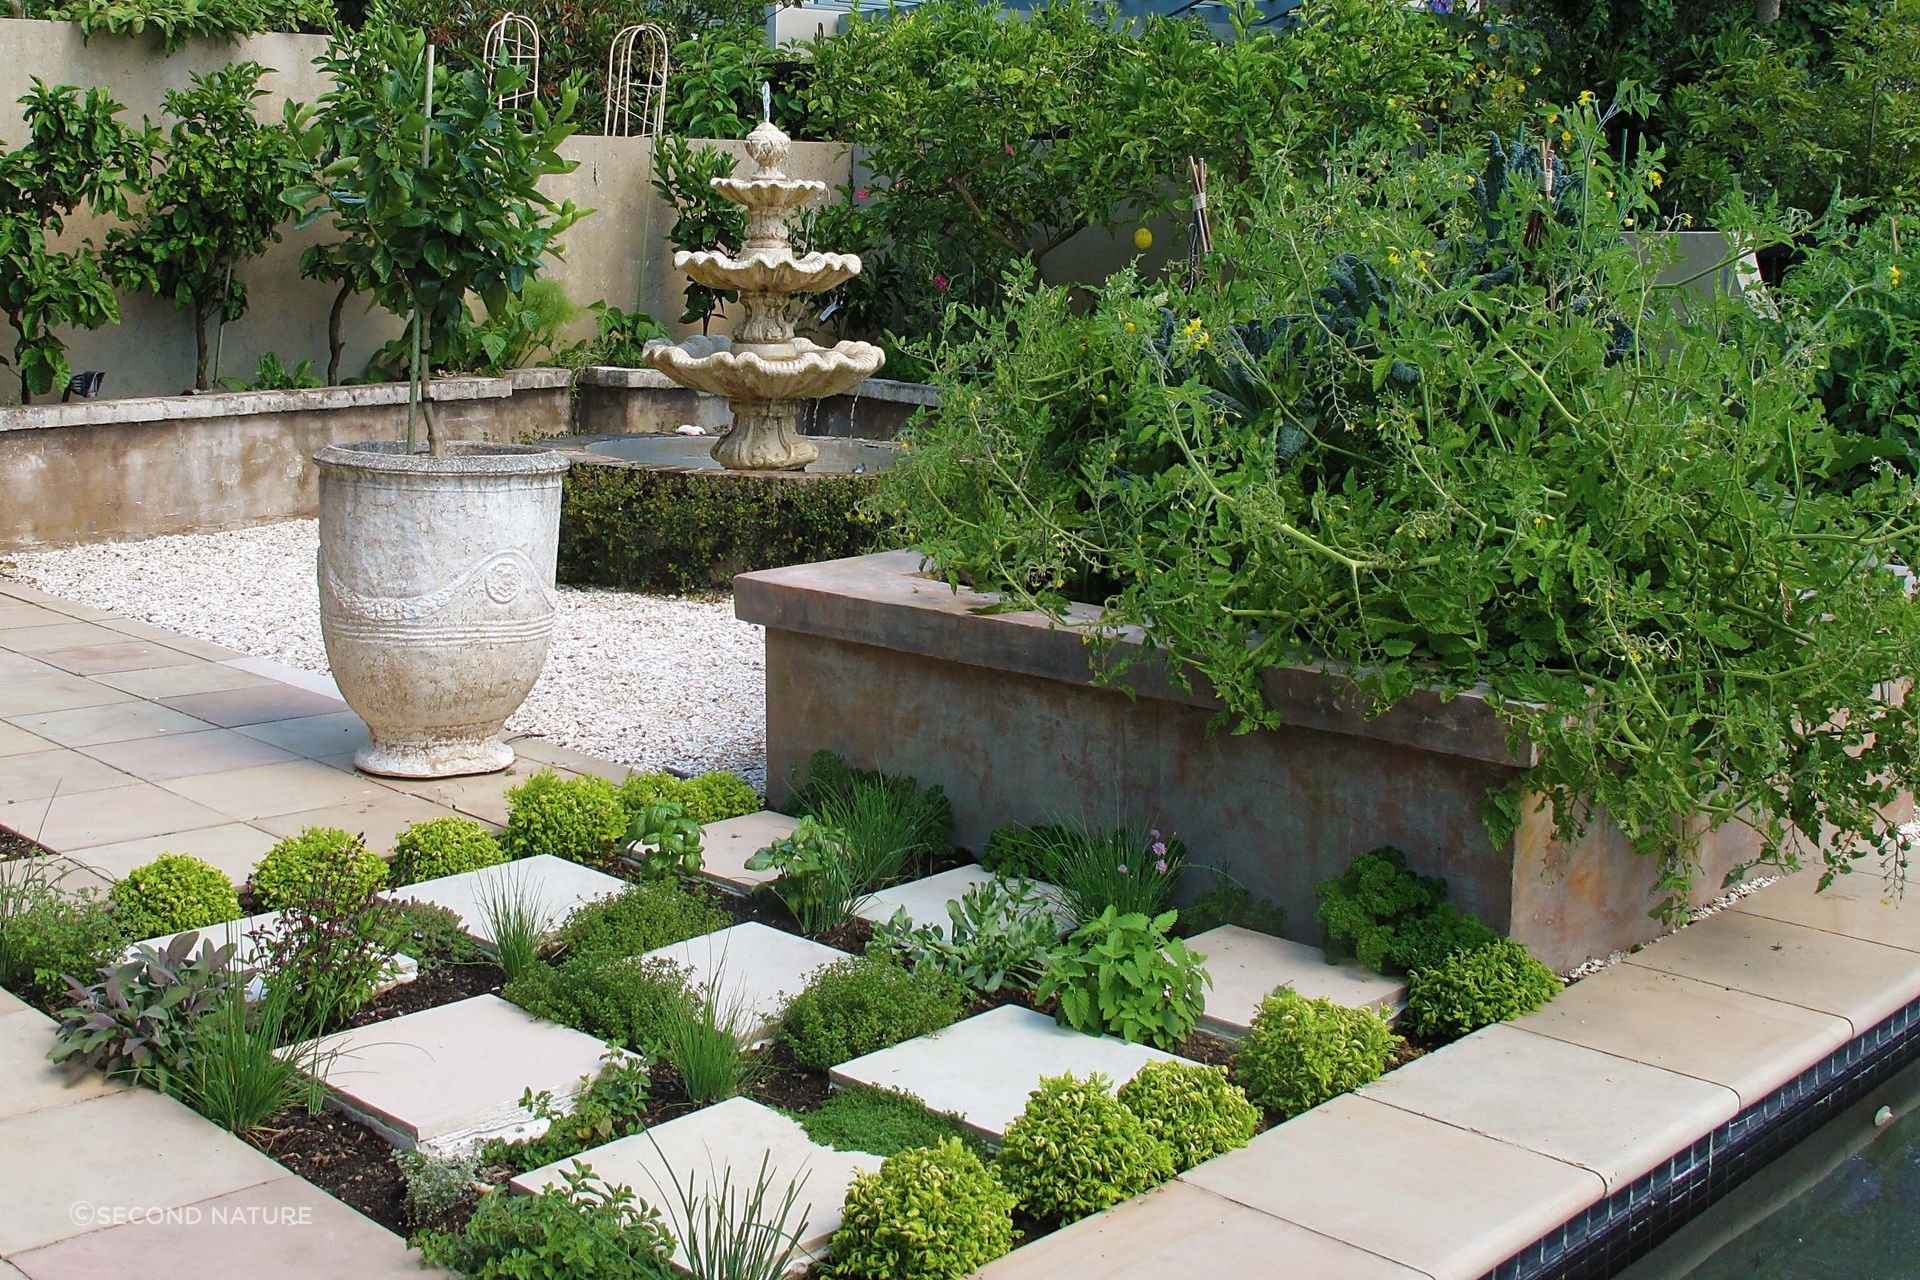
[643,117,885,471]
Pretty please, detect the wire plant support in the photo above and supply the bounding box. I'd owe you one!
[482,11,541,114]
[605,23,670,139]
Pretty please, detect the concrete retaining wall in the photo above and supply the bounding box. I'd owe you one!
[735,550,1767,971]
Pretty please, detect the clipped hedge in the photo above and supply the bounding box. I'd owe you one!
[557,458,890,594]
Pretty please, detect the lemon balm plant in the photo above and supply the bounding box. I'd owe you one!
[884,89,1920,914]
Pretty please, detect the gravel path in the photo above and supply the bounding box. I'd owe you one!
[7,521,769,788]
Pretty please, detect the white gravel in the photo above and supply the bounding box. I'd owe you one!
[5,520,768,788]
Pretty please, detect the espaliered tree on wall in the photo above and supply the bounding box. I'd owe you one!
[285,19,587,450]
[0,81,146,402]
[109,62,302,390]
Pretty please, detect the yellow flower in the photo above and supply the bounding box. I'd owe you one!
[1561,130,1572,143]
[1124,321,1137,333]
[1388,252,1402,265]
[1577,89,1595,106]
[1891,265,1904,288]
[1546,112,1559,124]
[1647,169,1663,187]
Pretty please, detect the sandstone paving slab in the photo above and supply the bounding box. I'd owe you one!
[696,811,798,893]
[854,864,1072,935]
[0,603,66,629]
[32,642,201,677]
[646,922,843,1044]
[159,759,390,822]
[1181,1094,1605,1280]
[0,986,30,1015]
[5,1174,422,1280]
[95,619,241,661]
[8,701,210,749]
[0,855,110,896]
[92,662,271,700]
[830,1005,1194,1140]
[1513,964,1852,1107]
[296,994,620,1151]
[2,783,230,852]
[0,1007,128,1121]
[380,855,626,947]
[1624,909,1920,1035]
[0,622,128,654]
[975,1179,1428,1280]
[511,1097,880,1272]
[79,728,299,783]
[1358,1023,1738,1191]
[217,654,341,699]
[0,668,137,717]
[378,755,577,827]
[1733,869,1920,955]
[0,722,53,757]
[0,748,136,803]
[64,823,278,887]
[130,912,418,990]
[158,685,346,729]
[1184,925,1405,1039]
[235,711,370,760]
[0,1087,290,1255]
[257,789,467,854]
[508,735,639,783]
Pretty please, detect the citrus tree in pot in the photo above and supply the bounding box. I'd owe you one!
[286,20,587,777]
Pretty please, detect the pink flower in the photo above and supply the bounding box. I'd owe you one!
[946,176,956,186]
[1116,864,1129,875]
[1151,841,1167,857]
[1154,859,1168,874]
[1149,828,1162,841]
[855,189,869,199]
[933,273,949,292]
[1005,143,1015,154]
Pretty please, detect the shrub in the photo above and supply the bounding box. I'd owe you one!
[993,1073,1174,1224]
[48,934,241,1084]
[558,463,885,594]
[980,823,1070,879]
[1116,1060,1260,1172]
[397,1149,480,1228]
[504,954,694,1055]
[743,815,865,935]
[480,1054,653,1174]
[832,1139,1017,1280]
[799,1085,985,1159]
[1235,989,1399,1120]
[383,899,487,976]
[1315,847,1496,975]
[1037,908,1211,1050]
[675,772,761,824]
[251,828,387,912]
[0,864,125,1005]
[1406,939,1562,1042]
[502,771,631,866]
[778,955,969,1073]
[1178,872,1287,939]
[624,800,704,878]
[249,853,405,1027]
[412,1165,676,1280]
[32,0,335,53]
[108,854,242,941]
[871,874,1059,995]
[554,882,729,960]
[391,817,505,884]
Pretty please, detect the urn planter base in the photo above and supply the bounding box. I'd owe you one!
[353,734,516,779]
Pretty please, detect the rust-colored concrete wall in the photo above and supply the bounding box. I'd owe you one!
[742,552,1795,970]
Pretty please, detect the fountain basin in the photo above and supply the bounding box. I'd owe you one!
[572,434,900,474]
[644,335,885,401]
[679,251,863,294]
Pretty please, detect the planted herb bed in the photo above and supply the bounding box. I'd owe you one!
[0,823,52,861]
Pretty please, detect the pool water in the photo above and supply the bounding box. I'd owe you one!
[1622,1060,1920,1280]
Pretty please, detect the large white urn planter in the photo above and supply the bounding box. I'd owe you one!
[314,441,569,777]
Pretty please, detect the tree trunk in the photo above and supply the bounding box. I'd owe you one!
[194,303,211,391]
[327,280,349,386]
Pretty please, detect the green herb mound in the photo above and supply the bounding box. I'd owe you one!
[1406,939,1561,1041]
[504,954,693,1055]
[993,1072,1175,1224]
[1235,988,1400,1120]
[832,1138,1017,1280]
[616,770,761,825]
[800,1085,985,1159]
[554,882,730,960]
[502,770,629,866]
[1315,846,1496,974]
[390,817,505,884]
[1038,907,1211,1050]
[108,853,242,939]
[412,1167,674,1279]
[251,828,387,911]
[1115,1060,1260,1172]
[779,955,969,1073]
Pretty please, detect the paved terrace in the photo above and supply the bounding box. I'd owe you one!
[3,575,1919,1278]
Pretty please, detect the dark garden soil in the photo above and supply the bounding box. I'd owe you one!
[252,1107,449,1238]
[701,880,874,955]
[334,960,505,1033]
[0,823,52,862]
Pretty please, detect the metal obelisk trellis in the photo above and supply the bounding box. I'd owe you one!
[483,11,541,113]
[606,23,671,318]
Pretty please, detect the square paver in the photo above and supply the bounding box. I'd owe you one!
[696,811,798,893]
[0,722,54,758]
[8,701,211,748]
[235,712,370,759]
[95,618,240,661]
[0,855,110,896]
[79,729,300,783]
[159,760,389,821]
[1358,1023,1737,1191]
[378,756,574,827]
[258,790,471,854]
[0,748,136,803]
[1184,926,1406,1039]
[380,855,626,947]
[218,654,341,699]
[0,622,128,654]
[159,686,346,729]
[975,1179,1427,1280]
[31,642,201,677]
[1733,869,1920,954]
[0,1008,129,1121]
[0,669,137,717]
[645,923,843,1044]
[6,1174,422,1280]
[0,603,66,630]
[1514,964,1852,1107]
[295,994,620,1151]
[511,1098,881,1272]
[64,823,279,886]
[91,663,272,699]
[1624,909,1920,1035]
[831,1005,1194,1140]
[1181,1094,1605,1280]
[2,783,231,852]
[0,1087,290,1255]
[855,864,1072,935]
[507,735,636,783]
